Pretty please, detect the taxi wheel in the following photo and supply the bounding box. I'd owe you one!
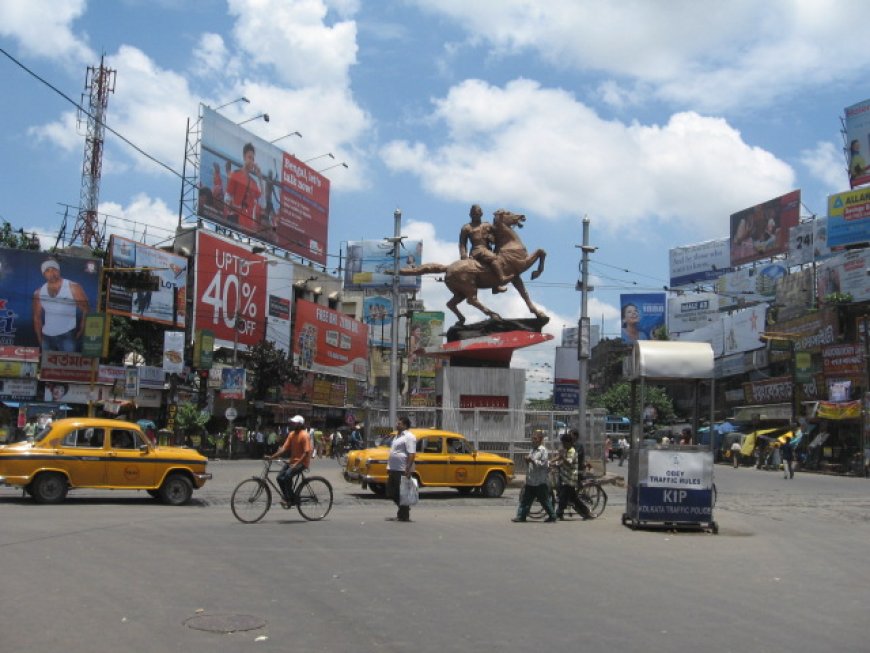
[369,483,386,496]
[456,486,474,495]
[159,474,193,506]
[481,472,506,498]
[31,472,68,504]
[146,490,160,499]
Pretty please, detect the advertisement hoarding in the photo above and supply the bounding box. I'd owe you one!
[729,190,800,267]
[293,299,368,381]
[193,231,292,353]
[408,312,444,378]
[715,262,787,310]
[344,240,423,291]
[108,235,188,327]
[363,295,406,349]
[826,188,870,247]
[198,106,329,265]
[667,292,720,334]
[844,99,870,188]
[620,293,666,344]
[668,238,732,287]
[0,249,101,352]
[788,217,832,265]
[816,249,870,303]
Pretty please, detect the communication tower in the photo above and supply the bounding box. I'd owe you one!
[70,56,116,249]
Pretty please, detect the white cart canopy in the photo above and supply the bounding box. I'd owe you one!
[629,341,714,380]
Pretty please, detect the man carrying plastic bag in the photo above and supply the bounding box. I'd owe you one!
[386,416,417,522]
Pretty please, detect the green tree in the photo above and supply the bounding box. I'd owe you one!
[106,315,166,365]
[174,402,209,439]
[589,381,675,422]
[0,223,40,250]
[242,339,292,401]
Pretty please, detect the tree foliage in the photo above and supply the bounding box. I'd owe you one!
[242,339,292,401]
[107,315,166,365]
[0,223,40,250]
[589,381,675,422]
[174,402,209,436]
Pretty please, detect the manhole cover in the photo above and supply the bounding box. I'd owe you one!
[184,613,266,633]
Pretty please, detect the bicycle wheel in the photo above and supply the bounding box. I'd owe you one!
[296,476,333,521]
[525,486,555,520]
[231,478,271,524]
[580,483,607,518]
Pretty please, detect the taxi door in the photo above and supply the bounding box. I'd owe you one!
[58,427,107,487]
[445,436,479,486]
[414,436,446,485]
[105,428,155,488]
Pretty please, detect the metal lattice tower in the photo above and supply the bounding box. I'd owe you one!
[70,56,115,249]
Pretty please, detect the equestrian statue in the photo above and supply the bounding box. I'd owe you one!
[400,205,547,325]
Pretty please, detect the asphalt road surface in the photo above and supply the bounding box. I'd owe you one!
[1,457,868,653]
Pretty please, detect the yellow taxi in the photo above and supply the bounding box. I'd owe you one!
[0,417,212,505]
[344,428,514,497]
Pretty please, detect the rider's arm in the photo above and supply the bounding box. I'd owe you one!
[459,225,469,259]
[269,435,290,460]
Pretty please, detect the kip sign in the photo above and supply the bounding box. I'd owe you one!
[635,450,714,520]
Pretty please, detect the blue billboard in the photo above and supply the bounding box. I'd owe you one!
[620,293,666,344]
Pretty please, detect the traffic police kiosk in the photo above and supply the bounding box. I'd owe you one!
[622,341,718,534]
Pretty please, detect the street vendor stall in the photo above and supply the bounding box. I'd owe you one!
[622,341,718,533]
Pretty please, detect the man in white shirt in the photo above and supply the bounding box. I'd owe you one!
[386,416,416,522]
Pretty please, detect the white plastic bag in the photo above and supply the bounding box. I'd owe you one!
[399,476,419,506]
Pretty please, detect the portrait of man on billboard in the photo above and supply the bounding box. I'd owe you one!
[32,259,91,353]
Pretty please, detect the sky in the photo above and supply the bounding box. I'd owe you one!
[0,0,867,400]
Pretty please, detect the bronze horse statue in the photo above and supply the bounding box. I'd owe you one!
[400,209,547,324]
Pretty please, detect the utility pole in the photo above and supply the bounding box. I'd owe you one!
[576,217,596,461]
[388,209,403,426]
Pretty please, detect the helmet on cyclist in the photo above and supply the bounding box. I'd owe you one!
[289,415,305,426]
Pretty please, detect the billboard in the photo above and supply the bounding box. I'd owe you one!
[344,240,423,291]
[788,217,832,265]
[667,292,719,334]
[668,238,732,287]
[198,106,329,265]
[826,188,870,247]
[844,99,870,188]
[816,249,870,303]
[729,190,800,266]
[620,293,666,344]
[293,299,368,381]
[715,262,787,310]
[408,311,444,378]
[363,295,407,349]
[553,345,579,409]
[193,231,293,353]
[108,235,188,327]
[0,248,101,353]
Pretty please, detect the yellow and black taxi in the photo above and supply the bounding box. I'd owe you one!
[344,428,514,497]
[0,417,212,505]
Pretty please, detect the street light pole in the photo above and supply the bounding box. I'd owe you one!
[577,217,595,461]
[388,208,402,426]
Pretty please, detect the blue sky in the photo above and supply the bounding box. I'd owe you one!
[0,0,866,398]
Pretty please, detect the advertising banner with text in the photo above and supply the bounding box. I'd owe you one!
[293,299,368,381]
[198,106,329,264]
[344,240,423,291]
[193,231,292,353]
[827,187,870,247]
[844,99,870,189]
[668,238,731,287]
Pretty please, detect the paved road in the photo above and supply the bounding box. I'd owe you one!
[1,458,867,653]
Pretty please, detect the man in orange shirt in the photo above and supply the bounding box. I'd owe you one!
[269,414,312,508]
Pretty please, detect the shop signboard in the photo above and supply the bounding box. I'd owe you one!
[220,368,245,400]
[39,351,94,383]
[198,106,329,265]
[293,299,368,381]
[822,343,863,377]
[0,378,37,400]
[163,331,185,374]
[0,346,39,362]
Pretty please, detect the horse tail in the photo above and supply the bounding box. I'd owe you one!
[399,263,448,276]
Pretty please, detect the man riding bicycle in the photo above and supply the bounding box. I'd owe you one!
[268,415,312,509]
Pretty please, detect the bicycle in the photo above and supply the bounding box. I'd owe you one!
[528,470,607,520]
[231,459,333,523]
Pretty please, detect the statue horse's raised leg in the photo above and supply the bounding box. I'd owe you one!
[529,248,546,280]
[511,276,547,320]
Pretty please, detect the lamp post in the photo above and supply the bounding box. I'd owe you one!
[270,131,302,144]
[576,217,596,459]
[238,113,269,126]
[214,97,249,112]
[319,162,349,173]
[305,152,334,163]
[388,208,403,426]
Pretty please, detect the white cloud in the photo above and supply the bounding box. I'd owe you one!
[0,0,93,64]
[99,194,178,247]
[28,111,80,152]
[228,0,359,88]
[408,0,870,113]
[192,33,231,78]
[801,141,848,202]
[381,78,795,240]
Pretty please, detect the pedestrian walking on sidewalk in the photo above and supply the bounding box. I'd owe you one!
[513,432,557,523]
[386,416,416,522]
[781,432,795,479]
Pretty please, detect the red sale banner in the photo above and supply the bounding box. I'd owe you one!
[194,231,270,351]
[293,299,368,381]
